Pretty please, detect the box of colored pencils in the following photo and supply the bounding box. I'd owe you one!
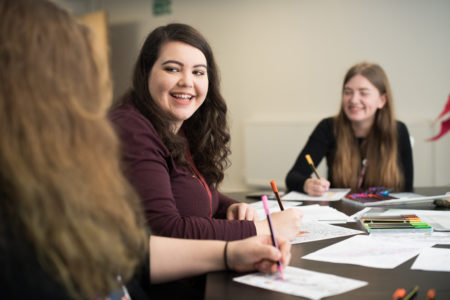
[358,214,433,234]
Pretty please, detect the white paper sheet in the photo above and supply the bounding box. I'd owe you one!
[251,200,303,220]
[291,221,363,244]
[302,235,434,269]
[233,266,367,300]
[299,204,351,223]
[365,231,450,246]
[411,247,450,272]
[348,207,372,221]
[282,188,351,201]
[252,202,351,224]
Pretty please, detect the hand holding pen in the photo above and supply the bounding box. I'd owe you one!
[224,235,291,274]
[304,154,330,196]
[261,195,285,279]
[303,177,330,196]
[254,205,303,241]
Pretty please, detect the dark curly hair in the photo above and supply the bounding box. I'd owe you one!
[125,23,230,186]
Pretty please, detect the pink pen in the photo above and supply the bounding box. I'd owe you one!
[261,195,284,280]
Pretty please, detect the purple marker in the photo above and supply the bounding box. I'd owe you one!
[261,195,284,280]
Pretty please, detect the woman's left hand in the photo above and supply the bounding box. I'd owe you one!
[226,203,257,221]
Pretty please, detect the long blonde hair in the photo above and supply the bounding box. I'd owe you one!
[332,62,403,191]
[0,0,147,298]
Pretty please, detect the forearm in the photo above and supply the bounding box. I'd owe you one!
[286,170,308,192]
[286,118,334,192]
[215,192,238,218]
[402,150,413,191]
[398,121,414,191]
[149,236,225,284]
[286,142,325,193]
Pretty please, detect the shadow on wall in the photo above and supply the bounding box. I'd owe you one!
[109,22,140,103]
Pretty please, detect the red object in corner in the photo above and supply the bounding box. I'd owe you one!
[427,95,450,141]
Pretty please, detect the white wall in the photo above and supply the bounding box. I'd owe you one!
[59,0,450,191]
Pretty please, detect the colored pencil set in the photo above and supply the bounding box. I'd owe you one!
[359,214,433,233]
[347,186,396,203]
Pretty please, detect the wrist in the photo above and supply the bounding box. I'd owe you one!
[303,179,310,193]
[254,220,267,235]
[223,241,231,271]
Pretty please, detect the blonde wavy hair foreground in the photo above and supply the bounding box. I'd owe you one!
[0,0,147,298]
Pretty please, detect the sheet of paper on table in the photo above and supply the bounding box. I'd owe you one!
[252,202,350,224]
[299,204,351,223]
[291,221,363,244]
[233,266,367,300]
[363,231,450,246]
[251,200,303,220]
[302,235,435,269]
[411,247,450,272]
[282,188,350,201]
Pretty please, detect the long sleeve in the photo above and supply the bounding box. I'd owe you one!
[110,102,256,241]
[397,121,414,191]
[215,192,238,219]
[285,118,336,192]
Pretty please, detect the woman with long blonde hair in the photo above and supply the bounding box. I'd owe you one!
[286,62,413,196]
[0,1,291,299]
[0,0,147,298]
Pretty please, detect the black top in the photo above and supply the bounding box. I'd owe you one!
[0,227,74,299]
[285,117,414,193]
[0,204,202,300]
[0,203,75,300]
[0,187,202,300]
[0,203,150,300]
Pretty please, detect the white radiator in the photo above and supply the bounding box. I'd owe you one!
[243,118,449,189]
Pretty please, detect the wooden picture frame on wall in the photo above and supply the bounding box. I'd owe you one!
[76,10,112,102]
[76,10,109,62]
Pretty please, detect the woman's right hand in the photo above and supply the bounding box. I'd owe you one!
[254,208,303,241]
[304,178,330,196]
[227,235,291,273]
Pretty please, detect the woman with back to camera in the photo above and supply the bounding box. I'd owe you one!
[110,23,302,241]
[286,62,413,196]
[0,1,292,299]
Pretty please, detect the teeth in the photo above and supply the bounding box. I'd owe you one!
[172,93,192,100]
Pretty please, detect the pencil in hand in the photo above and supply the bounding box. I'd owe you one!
[305,154,320,179]
[261,195,284,280]
[270,180,285,211]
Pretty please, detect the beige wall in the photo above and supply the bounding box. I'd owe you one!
[58,0,450,191]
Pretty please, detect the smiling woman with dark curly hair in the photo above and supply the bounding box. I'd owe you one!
[110,23,302,242]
